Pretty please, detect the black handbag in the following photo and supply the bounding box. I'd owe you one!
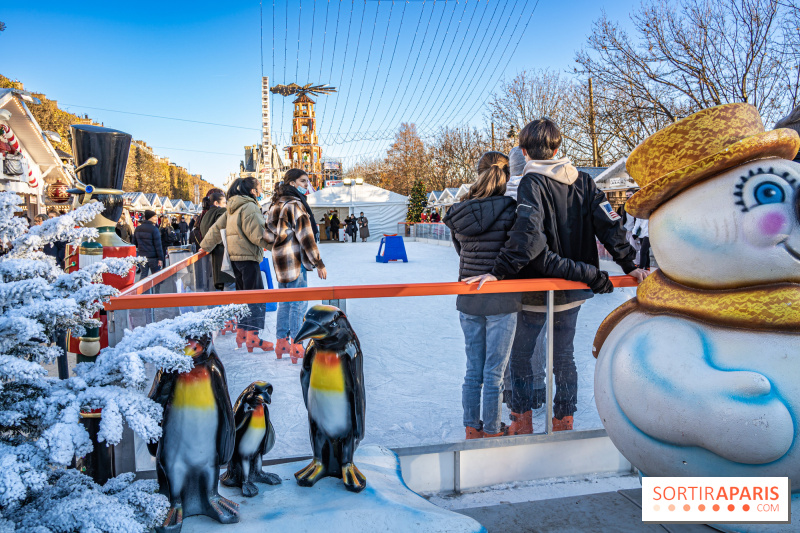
[3,153,24,176]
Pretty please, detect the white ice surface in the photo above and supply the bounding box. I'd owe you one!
[184,445,486,533]
[136,241,637,467]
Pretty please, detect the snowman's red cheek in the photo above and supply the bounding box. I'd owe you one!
[758,212,788,236]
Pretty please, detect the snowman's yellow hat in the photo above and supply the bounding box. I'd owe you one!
[626,103,800,219]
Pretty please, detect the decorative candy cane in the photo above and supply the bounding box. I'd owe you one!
[0,124,19,154]
[28,164,37,188]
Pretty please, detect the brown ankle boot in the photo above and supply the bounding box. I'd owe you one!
[235,327,247,348]
[465,427,483,439]
[507,410,533,435]
[245,331,274,352]
[552,415,573,432]
[275,337,291,359]
[290,342,305,364]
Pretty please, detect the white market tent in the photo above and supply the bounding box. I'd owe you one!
[305,183,408,241]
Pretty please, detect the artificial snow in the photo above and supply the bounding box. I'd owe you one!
[135,241,637,468]
[183,445,485,533]
[0,192,247,531]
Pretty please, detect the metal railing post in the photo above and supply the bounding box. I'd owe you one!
[454,450,461,494]
[546,290,554,434]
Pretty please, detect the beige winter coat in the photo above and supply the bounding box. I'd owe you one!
[200,195,270,263]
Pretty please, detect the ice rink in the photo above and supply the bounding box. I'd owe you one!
[207,241,637,461]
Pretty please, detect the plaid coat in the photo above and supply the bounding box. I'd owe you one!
[266,195,325,283]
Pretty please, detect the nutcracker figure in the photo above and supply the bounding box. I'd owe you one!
[65,125,137,483]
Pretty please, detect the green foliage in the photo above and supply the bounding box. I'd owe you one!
[406,179,427,223]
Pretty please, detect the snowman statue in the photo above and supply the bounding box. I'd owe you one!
[593,103,800,528]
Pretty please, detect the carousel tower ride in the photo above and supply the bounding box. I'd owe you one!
[271,83,336,189]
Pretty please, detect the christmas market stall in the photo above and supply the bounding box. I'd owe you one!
[159,195,173,214]
[122,191,151,212]
[0,88,72,217]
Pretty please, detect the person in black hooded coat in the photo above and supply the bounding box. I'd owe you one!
[443,152,521,440]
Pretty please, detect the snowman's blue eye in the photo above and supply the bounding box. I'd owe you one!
[754,182,785,205]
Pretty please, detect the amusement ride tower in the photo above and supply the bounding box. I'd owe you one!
[271,83,336,189]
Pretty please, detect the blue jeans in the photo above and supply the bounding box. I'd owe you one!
[509,306,580,419]
[460,312,517,435]
[276,266,308,340]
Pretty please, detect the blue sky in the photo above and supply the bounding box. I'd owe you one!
[3,1,640,187]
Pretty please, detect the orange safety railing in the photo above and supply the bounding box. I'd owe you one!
[106,252,639,311]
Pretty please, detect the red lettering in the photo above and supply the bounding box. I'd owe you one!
[690,486,697,500]
[717,487,728,500]
[678,487,686,500]
[705,487,714,500]
[753,487,763,500]
[729,487,739,499]
[654,487,661,501]
[740,487,750,500]
[770,487,780,500]
[664,487,675,500]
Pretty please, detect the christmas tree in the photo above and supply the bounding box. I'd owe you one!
[0,192,246,532]
[406,179,427,223]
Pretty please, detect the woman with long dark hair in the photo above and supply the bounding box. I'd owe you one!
[198,189,233,291]
[266,168,327,363]
[223,177,274,352]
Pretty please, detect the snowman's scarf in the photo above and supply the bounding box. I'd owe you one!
[593,270,800,357]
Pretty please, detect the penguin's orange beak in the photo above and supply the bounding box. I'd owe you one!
[184,339,204,357]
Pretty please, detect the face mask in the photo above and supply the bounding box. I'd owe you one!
[255,195,263,202]
[296,186,308,195]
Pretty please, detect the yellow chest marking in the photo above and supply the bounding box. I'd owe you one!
[309,351,346,393]
[249,404,266,428]
[172,366,216,409]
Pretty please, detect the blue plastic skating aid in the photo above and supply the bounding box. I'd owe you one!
[376,235,408,263]
[259,256,278,312]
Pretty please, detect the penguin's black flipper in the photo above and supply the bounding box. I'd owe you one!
[299,341,317,409]
[344,340,366,442]
[209,355,236,465]
[262,417,277,455]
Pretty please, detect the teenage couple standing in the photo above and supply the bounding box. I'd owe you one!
[443,118,649,439]
[201,169,326,360]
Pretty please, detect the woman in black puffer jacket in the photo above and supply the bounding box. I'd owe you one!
[443,151,520,440]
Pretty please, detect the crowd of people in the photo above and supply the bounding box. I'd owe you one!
[318,210,370,242]
[443,118,650,439]
[112,210,197,276]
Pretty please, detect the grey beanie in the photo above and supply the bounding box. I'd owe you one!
[775,104,800,134]
[509,146,526,177]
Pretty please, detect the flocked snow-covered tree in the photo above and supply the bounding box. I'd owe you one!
[0,192,247,532]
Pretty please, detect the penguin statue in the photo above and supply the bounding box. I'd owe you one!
[293,305,367,493]
[594,104,800,511]
[220,381,282,496]
[148,335,239,533]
